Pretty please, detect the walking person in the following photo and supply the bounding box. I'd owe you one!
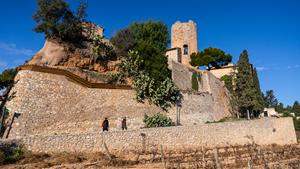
[102,117,109,132]
[121,117,127,130]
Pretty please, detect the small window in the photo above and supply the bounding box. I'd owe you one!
[183,44,188,55]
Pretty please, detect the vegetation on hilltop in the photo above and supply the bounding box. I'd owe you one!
[111,21,170,82]
[33,0,87,43]
[190,47,232,69]
[32,0,117,74]
[111,21,181,110]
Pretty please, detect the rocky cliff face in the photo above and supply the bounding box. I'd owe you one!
[28,39,68,66]
[28,39,119,73]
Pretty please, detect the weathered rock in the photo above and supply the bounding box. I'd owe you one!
[28,39,67,66]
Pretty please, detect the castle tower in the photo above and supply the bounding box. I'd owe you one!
[171,20,198,65]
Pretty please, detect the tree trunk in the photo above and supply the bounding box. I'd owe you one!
[247,109,250,120]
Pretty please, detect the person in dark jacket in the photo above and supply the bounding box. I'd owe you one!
[102,118,109,132]
[121,117,127,130]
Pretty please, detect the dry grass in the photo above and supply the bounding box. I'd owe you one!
[1,144,300,169]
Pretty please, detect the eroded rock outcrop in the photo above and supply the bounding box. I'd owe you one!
[28,39,68,66]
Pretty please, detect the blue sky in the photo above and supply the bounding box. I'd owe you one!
[0,0,299,105]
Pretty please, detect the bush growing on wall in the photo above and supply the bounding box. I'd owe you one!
[143,113,174,128]
[0,145,25,165]
[191,71,199,91]
[118,51,182,110]
[220,75,233,93]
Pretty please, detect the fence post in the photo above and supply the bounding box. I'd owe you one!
[213,148,221,169]
[160,145,166,169]
[102,133,112,161]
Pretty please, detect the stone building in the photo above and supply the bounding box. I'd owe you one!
[167,20,198,66]
[208,63,237,79]
[166,20,237,79]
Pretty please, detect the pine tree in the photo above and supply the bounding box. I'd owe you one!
[293,101,300,116]
[263,90,278,108]
[32,0,86,43]
[235,50,256,118]
[252,68,264,116]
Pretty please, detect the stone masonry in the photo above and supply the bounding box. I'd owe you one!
[5,69,232,138]
[2,118,297,154]
[171,20,198,65]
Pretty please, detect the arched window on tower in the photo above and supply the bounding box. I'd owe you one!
[183,44,188,55]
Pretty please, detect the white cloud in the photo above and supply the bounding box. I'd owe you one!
[256,66,266,71]
[0,42,34,56]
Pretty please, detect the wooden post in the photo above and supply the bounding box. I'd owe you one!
[201,145,206,168]
[247,109,250,120]
[102,133,112,160]
[248,160,252,169]
[140,133,146,153]
[213,148,221,169]
[160,145,166,169]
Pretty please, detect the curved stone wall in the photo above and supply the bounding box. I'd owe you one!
[5,69,232,138]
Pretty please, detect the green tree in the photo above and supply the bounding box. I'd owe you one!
[263,90,278,108]
[293,101,300,116]
[0,68,17,88]
[111,21,170,82]
[252,68,264,115]
[220,75,233,93]
[190,47,232,69]
[33,0,86,43]
[275,102,285,114]
[90,34,115,63]
[111,21,182,110]
[110,28,135,57]
[118,51,181,110]
[234,50,256,118]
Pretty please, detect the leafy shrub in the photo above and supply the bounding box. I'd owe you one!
[150,78,181,110]
[0,145,25,165]
[220,75,233,93]
[143,113,174,128]
[107,72,121,84]
[294,118,300,131]
[118,51,181,110]
[5,147,24,163]
[191,71,199,91]
[0,68,17,85]
[0,150,4,165]
[90,34,115,63]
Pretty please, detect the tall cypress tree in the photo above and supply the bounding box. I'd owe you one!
[235,50,256,118]
[252,68,264,116]
[293,101,300,116]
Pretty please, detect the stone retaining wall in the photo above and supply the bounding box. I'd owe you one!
[5,70,232,138]
[2,118,296,153]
